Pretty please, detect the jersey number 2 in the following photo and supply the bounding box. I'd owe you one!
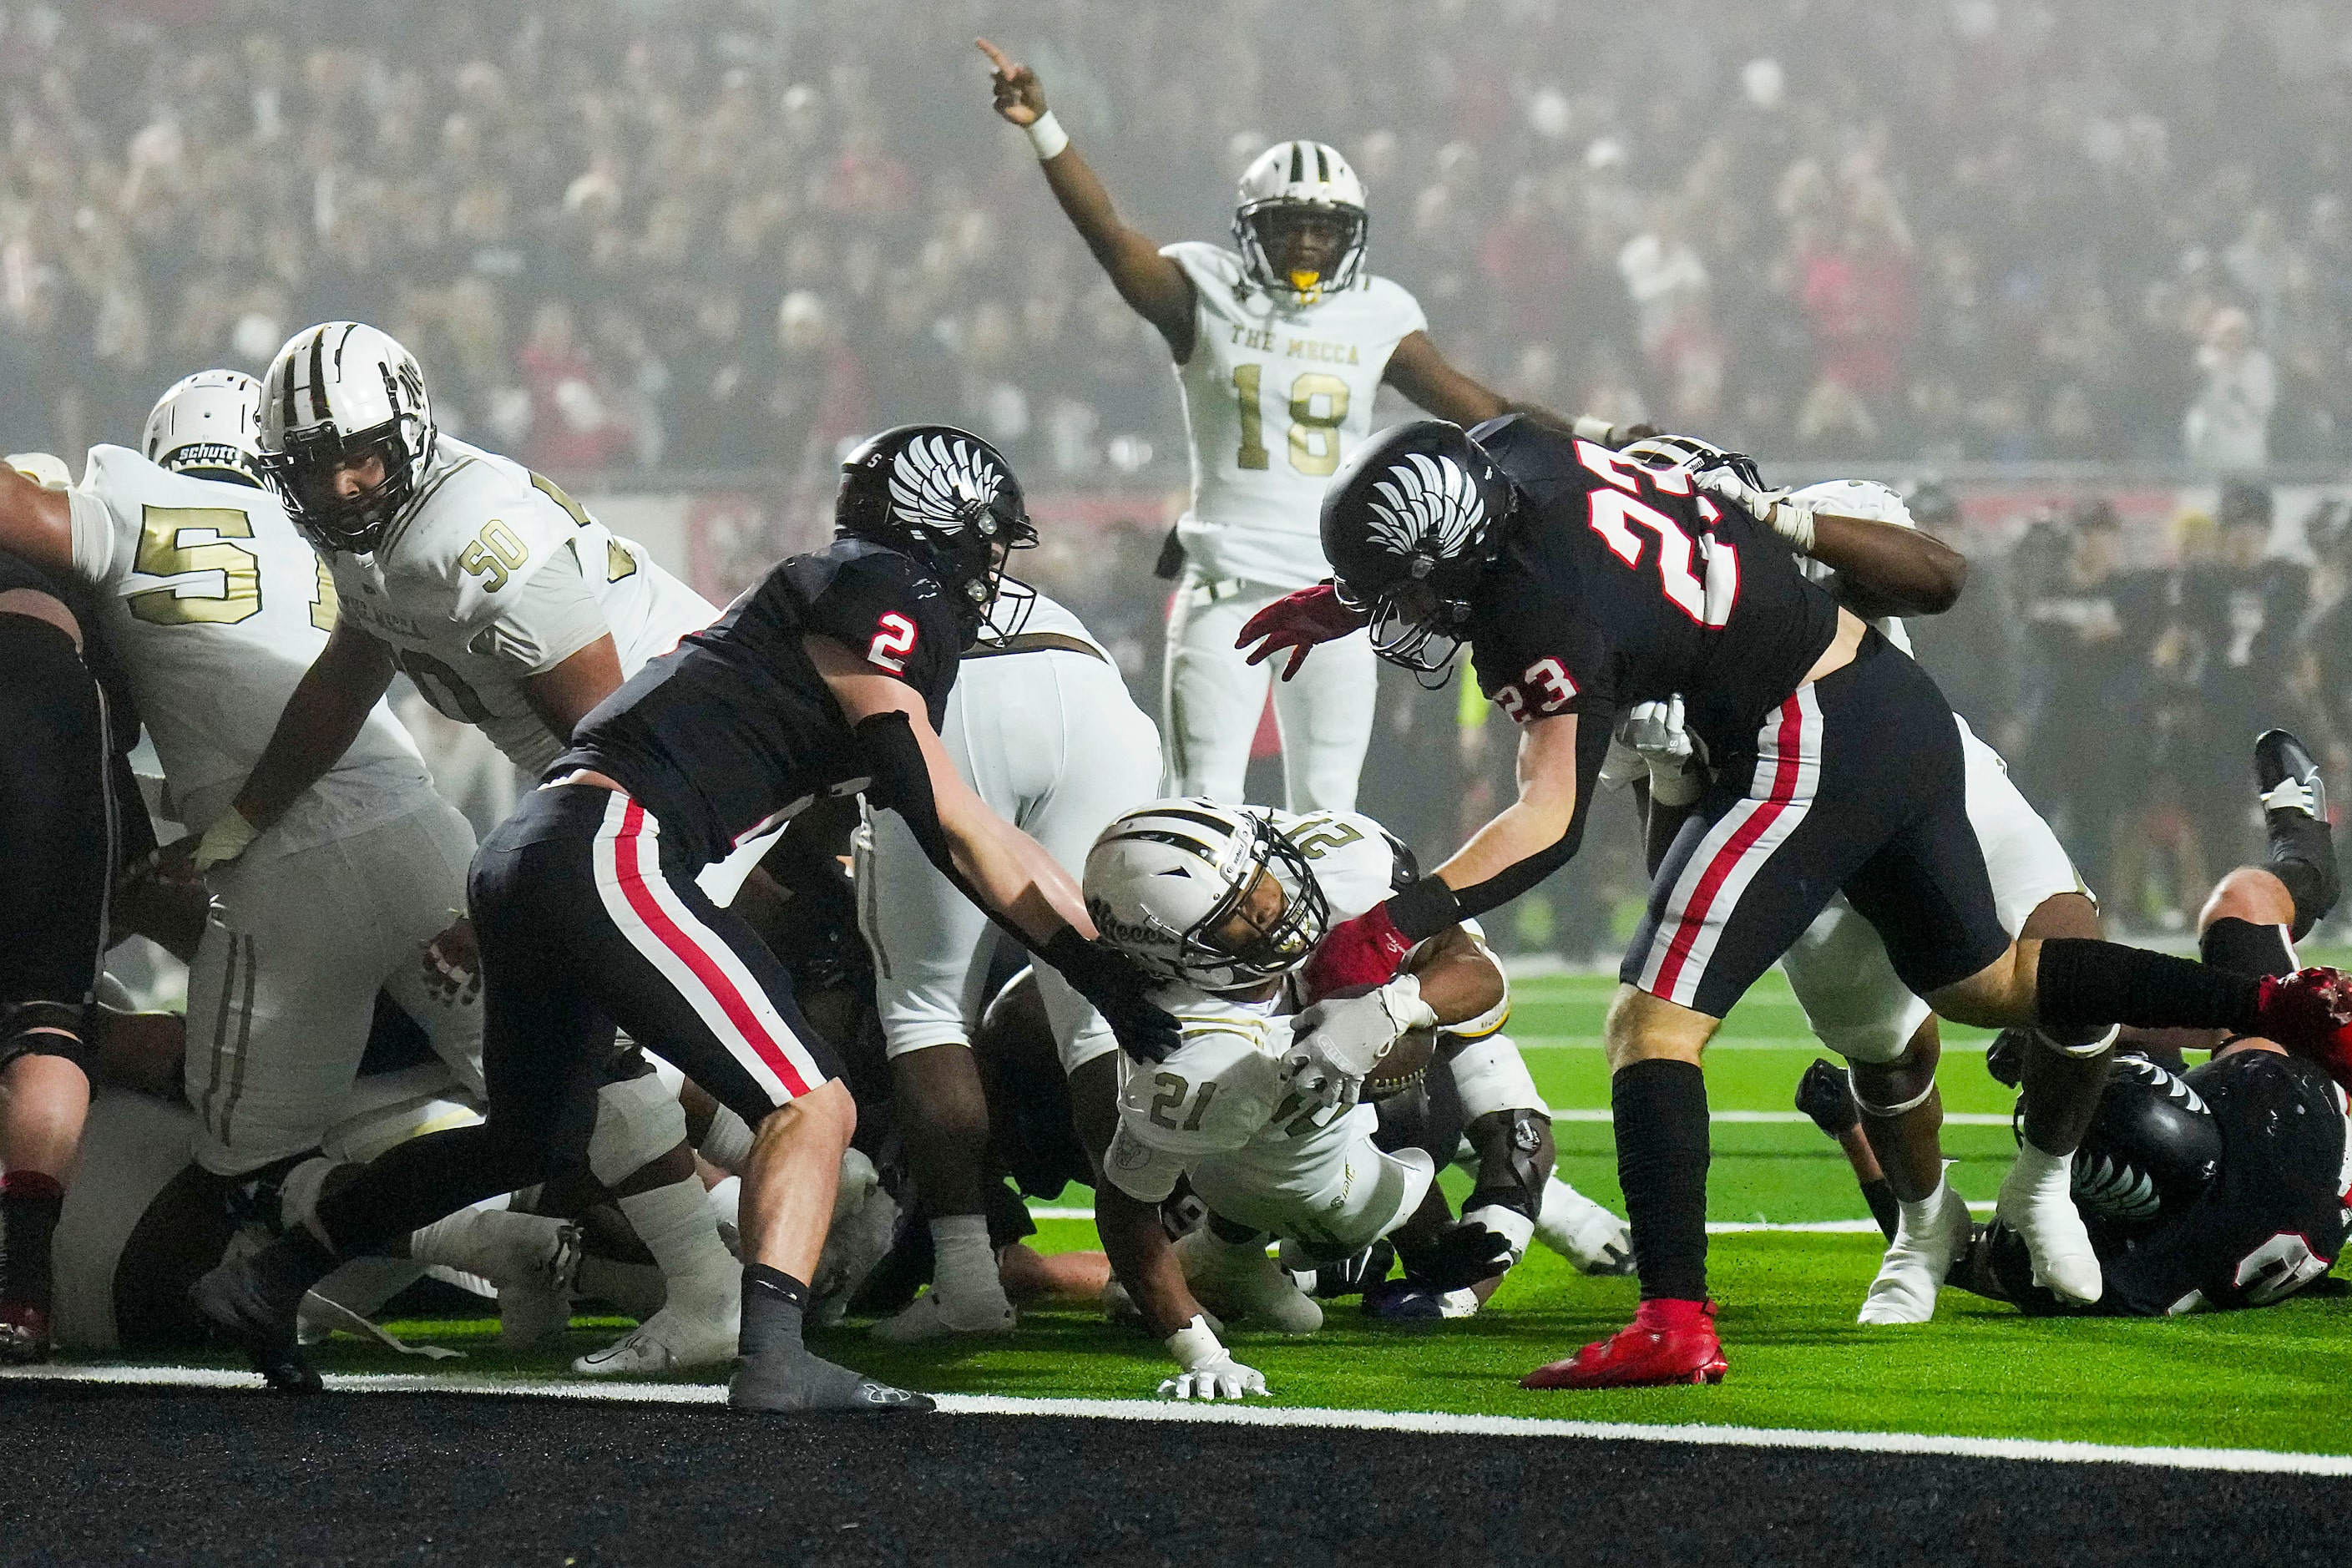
[867,612,918,675]
[1232,365,1350,476]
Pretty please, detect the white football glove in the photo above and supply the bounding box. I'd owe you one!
[190,807,262,873]
[1157,1314,1271,1401]
[1696,466,1818,554]
[1611,696,1707,807]
[1282,974,1437,1112]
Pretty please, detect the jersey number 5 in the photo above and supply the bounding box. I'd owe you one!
[867,612,918,675]
[1232,366,1350,476]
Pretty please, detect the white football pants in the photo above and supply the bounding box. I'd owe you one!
[185,799,486,1174]
[860,645,1163,1075]
[1161,570,1377,812]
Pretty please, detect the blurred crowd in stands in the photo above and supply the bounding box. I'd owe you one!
[13,0,2352,476]
[18,0,2352,946]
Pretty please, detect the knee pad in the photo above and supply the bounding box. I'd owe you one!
[0,1000,89,1072]
[1444,1034,1546,1121]
[587,1071,689,1186]
[2068,1054,2220,1232]
[1463,1109,1550,1259]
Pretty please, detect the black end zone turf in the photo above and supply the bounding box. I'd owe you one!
[0,1386,2339,1566]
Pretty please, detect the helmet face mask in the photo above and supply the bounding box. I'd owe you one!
[837,425,1036,649]
[1321,422,1515,676]
[255,322,437,556]
[1233,140,1368,306]
[1085,802,1332,995]
[1618,432,1767,493]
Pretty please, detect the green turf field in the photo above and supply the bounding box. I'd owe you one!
[85,965,2352,1455]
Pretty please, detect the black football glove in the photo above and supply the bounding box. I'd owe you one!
[1040,928,1181,1064]
[1793,1057,1859,1140]
[1397,1221,1516,1294]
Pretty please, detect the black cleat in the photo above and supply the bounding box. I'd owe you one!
[1297,1239,1394,1299]
[190,1258,321,1394]
[2255,728,2340,933]
[1985,1028,2031,1089]
[0,1301,51,1365]
[1794,1058,1860,1137]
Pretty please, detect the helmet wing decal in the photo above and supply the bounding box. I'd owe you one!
[1366,451,1485,561]
[887,432,1001,538]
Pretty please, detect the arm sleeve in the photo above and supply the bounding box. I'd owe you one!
[471,540,609,673]
[66,487,119,579]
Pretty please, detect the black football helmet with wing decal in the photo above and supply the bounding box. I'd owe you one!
[837,424,1039,646]
[1318,419,1518,673]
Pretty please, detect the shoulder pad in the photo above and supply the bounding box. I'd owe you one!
[387,453,579,628]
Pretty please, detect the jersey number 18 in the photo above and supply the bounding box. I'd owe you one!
[1232,366,1350,477]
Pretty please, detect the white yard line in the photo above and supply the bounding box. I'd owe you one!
[1546,1108,2011,1125]
[5,1363,2344,1476]
[1029,1206,1995,1226]
[1515,1034,1993,1053]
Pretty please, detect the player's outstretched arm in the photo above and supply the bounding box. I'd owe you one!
[977,38,1196,356]
[1383,331,1576,432]
[204,619,397,865]
[0,463,73,570]
[1697,468,1967,615]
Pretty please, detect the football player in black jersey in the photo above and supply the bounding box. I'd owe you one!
[1240,417,2352,1388]
[0,538,145,1365]
[195,425,1179,1412]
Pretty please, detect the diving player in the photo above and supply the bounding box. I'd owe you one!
[1240,416,2352,1388]
[194,324,737,1376]
[1081,798,1566,1398]
[979,38,1573,812]
[192,425,1177,1414]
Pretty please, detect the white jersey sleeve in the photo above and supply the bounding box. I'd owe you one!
[1272,807,1406,920]
[330,438,716,776]
[1163,241,1428,591]
[67,445,434,857]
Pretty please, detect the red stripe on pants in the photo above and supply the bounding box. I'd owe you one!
[611,799,812,1097]
[1649,695,1807,1002]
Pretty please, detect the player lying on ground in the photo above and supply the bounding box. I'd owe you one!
[0,493,144,1362]
[1080,798,1573,1398]
[196,425,1176,1414]
[0,376,493,1364]
[979,38,1572,812]
[1239,416,2352,1388]
[192,326,741,1374]
[1599,454,2160,1320]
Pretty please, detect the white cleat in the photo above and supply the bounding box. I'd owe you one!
[572,1283,740,1376]
[1535,1179,1636,1277]
[1997,1152,2103,1305]
[1175,1230,1323,1336]
[871,1287,1018,1343]
[498,1221,584,1350]
[1858,1184,1975,1324]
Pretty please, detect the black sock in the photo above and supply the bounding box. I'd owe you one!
[741,1263,812,1359]
[2035,938,2262,1035]
[2200,915,2299,981]
[253,1227,341,1317]
[1611,1058,1710,1302]
[1859,1177,1899,1242]
[0,1171,63,1308]
[2264,799,2339,941]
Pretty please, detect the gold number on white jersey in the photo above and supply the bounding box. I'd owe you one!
[127,506,260,626]
[1232,367,1353,477]
[458,520,530,593]
[309,557,339,631]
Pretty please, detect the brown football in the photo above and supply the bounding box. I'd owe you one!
[1362,1025,1438,1102]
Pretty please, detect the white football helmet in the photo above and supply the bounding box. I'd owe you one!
[255,321,436,554]
[1083,800,1330,994]
[1233,140,1368,306]
[1789,478,1914,526]
[1618,432,1768,492]
[143,369,266,485]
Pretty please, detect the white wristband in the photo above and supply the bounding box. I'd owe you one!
[1165,1313,1223,1369]
[1024,109,1070,161]
[1571,414,1616,444]
[1770,498,1818,556]
[1463,1203,1536,1265]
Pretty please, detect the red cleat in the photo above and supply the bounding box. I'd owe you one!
[1521,1298,1726,1389]
[0,1299,52,1365]
[2254,968,2352,1087]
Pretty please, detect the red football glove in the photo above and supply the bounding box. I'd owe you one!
[2256,966,2352,1087]
[1236,584,1368,680]
[1302,903,1418,1001]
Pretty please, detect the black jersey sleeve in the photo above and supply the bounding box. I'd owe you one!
[782,544,961,723]
[1468,585,1616,726]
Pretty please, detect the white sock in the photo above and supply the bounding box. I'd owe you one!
[930,1213,1002,1302]
[1894,1176,1949,1239]
[577,1255,665,1319]
[617,1178,735,1311]
[2009,1139,2071,1197]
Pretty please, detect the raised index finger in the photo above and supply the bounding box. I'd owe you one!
[974,37,1018,76]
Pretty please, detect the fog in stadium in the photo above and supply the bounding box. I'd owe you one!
[0,3,2347,1563]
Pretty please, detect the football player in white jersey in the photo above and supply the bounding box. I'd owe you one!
[194,323,739,1376]
[979,39,1575,814]
[855,585,1164,1342]
[1606,445,2134,1320]
[1080,800,1579,1399]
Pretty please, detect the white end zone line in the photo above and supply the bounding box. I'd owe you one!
[6,1363,2347,1478]
[1024,1208,1991,1228]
